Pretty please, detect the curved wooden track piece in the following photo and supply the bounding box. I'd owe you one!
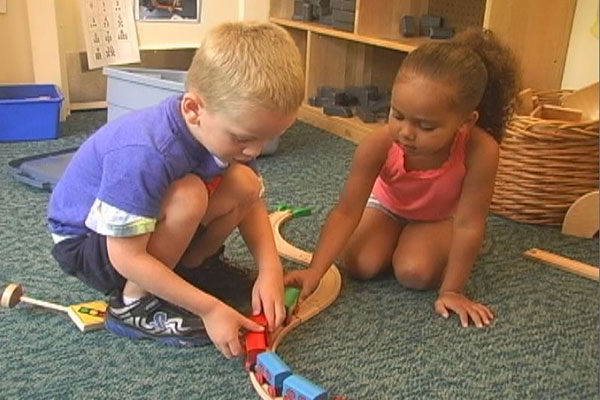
[249,211,342,399]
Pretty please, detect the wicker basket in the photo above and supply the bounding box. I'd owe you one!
[490,90,599,225]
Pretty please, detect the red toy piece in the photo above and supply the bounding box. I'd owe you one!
[244,313,268,371]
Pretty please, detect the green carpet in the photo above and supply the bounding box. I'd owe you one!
[0,110,598,399]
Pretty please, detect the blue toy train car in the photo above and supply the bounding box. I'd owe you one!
[255,352,293,397]
[283,374,328,400]
[255,351,331,399]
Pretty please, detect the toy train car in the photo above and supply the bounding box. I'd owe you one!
[255,352,293,397]
[284,286,301,317]
[283,374,328,400]
[245,313,268,371]
[245,287,301,371]
[255,351,332,400]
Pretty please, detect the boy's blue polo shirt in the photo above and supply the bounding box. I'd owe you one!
[48,95,256,237]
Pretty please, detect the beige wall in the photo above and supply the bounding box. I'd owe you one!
[0,0,33,83]
[561,0,599,89]
[2,0,268,108]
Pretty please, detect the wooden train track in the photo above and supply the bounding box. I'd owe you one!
[249,210,342,399]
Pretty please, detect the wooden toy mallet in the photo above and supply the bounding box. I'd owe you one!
[1,283,107,332]
[1,283,68,313]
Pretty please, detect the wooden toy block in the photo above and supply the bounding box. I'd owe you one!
[317,86,341,98]
[308,95,335,107]
[331,92,351,106]
[301,2,313,21]
[67,301,107,332]
[429,26,454,39]
[332,9,354,23]
[356,106,377,123]
[544,104,583,121]
[420,14,442,36]
[523,248,599,281]
[323,105,353,117]
[561,82,599,121]
[529,105,542,118]
[332,19,354,32]
[292,0,306,21]
[319,14,333,25]
[401,15,419,37]
[515,88,534,115]
[331,0,355,11]
[368,96,390,114]
[540,104,583,122]
[345,85,379,107]
[311,0,331,20]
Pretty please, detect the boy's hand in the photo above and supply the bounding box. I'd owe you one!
[202,301,264,359]
[284,268,322,301]
[434,291,494,328]
[252,268,285,332]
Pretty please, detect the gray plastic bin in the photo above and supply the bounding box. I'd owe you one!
[103,66,279,155]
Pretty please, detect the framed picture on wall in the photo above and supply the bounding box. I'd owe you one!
[135,0,202,22]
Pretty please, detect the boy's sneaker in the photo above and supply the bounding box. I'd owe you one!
[105,294,211,347]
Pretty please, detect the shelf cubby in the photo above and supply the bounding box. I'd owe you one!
[270,0,577,143]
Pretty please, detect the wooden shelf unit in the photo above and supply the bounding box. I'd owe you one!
[270,0,576,143]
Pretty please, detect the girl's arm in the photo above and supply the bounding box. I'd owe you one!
[438,127,499,294]
[308,127,393,279]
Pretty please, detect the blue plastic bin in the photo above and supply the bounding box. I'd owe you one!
[103,67,280,155]
[0,84,64,142]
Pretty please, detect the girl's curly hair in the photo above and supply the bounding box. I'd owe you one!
[397,29,521,142]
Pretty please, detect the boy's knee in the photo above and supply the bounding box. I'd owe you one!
[393,261,437,290]
[165,174,209,219]
[223,165,262,206]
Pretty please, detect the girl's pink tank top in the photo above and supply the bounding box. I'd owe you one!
[372,128,471,221]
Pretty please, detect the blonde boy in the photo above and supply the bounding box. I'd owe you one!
[48,22,304,357]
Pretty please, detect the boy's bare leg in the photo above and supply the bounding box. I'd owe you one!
[121,174,209,299]
[180,163,262,269]
[392,218,453,290]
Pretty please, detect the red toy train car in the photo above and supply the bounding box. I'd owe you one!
[245,313,268,371]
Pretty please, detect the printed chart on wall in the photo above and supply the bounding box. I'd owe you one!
[135,0,202,22]
[81,0,141,69]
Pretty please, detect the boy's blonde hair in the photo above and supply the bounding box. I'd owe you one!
[186,21,305,116]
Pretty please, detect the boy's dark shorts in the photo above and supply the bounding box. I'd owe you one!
[51,232,125,295]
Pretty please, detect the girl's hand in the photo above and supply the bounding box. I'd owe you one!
[202,301,264,359]
[252,268,285,332]
[434,291,494,328]
[284,269,322,301]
